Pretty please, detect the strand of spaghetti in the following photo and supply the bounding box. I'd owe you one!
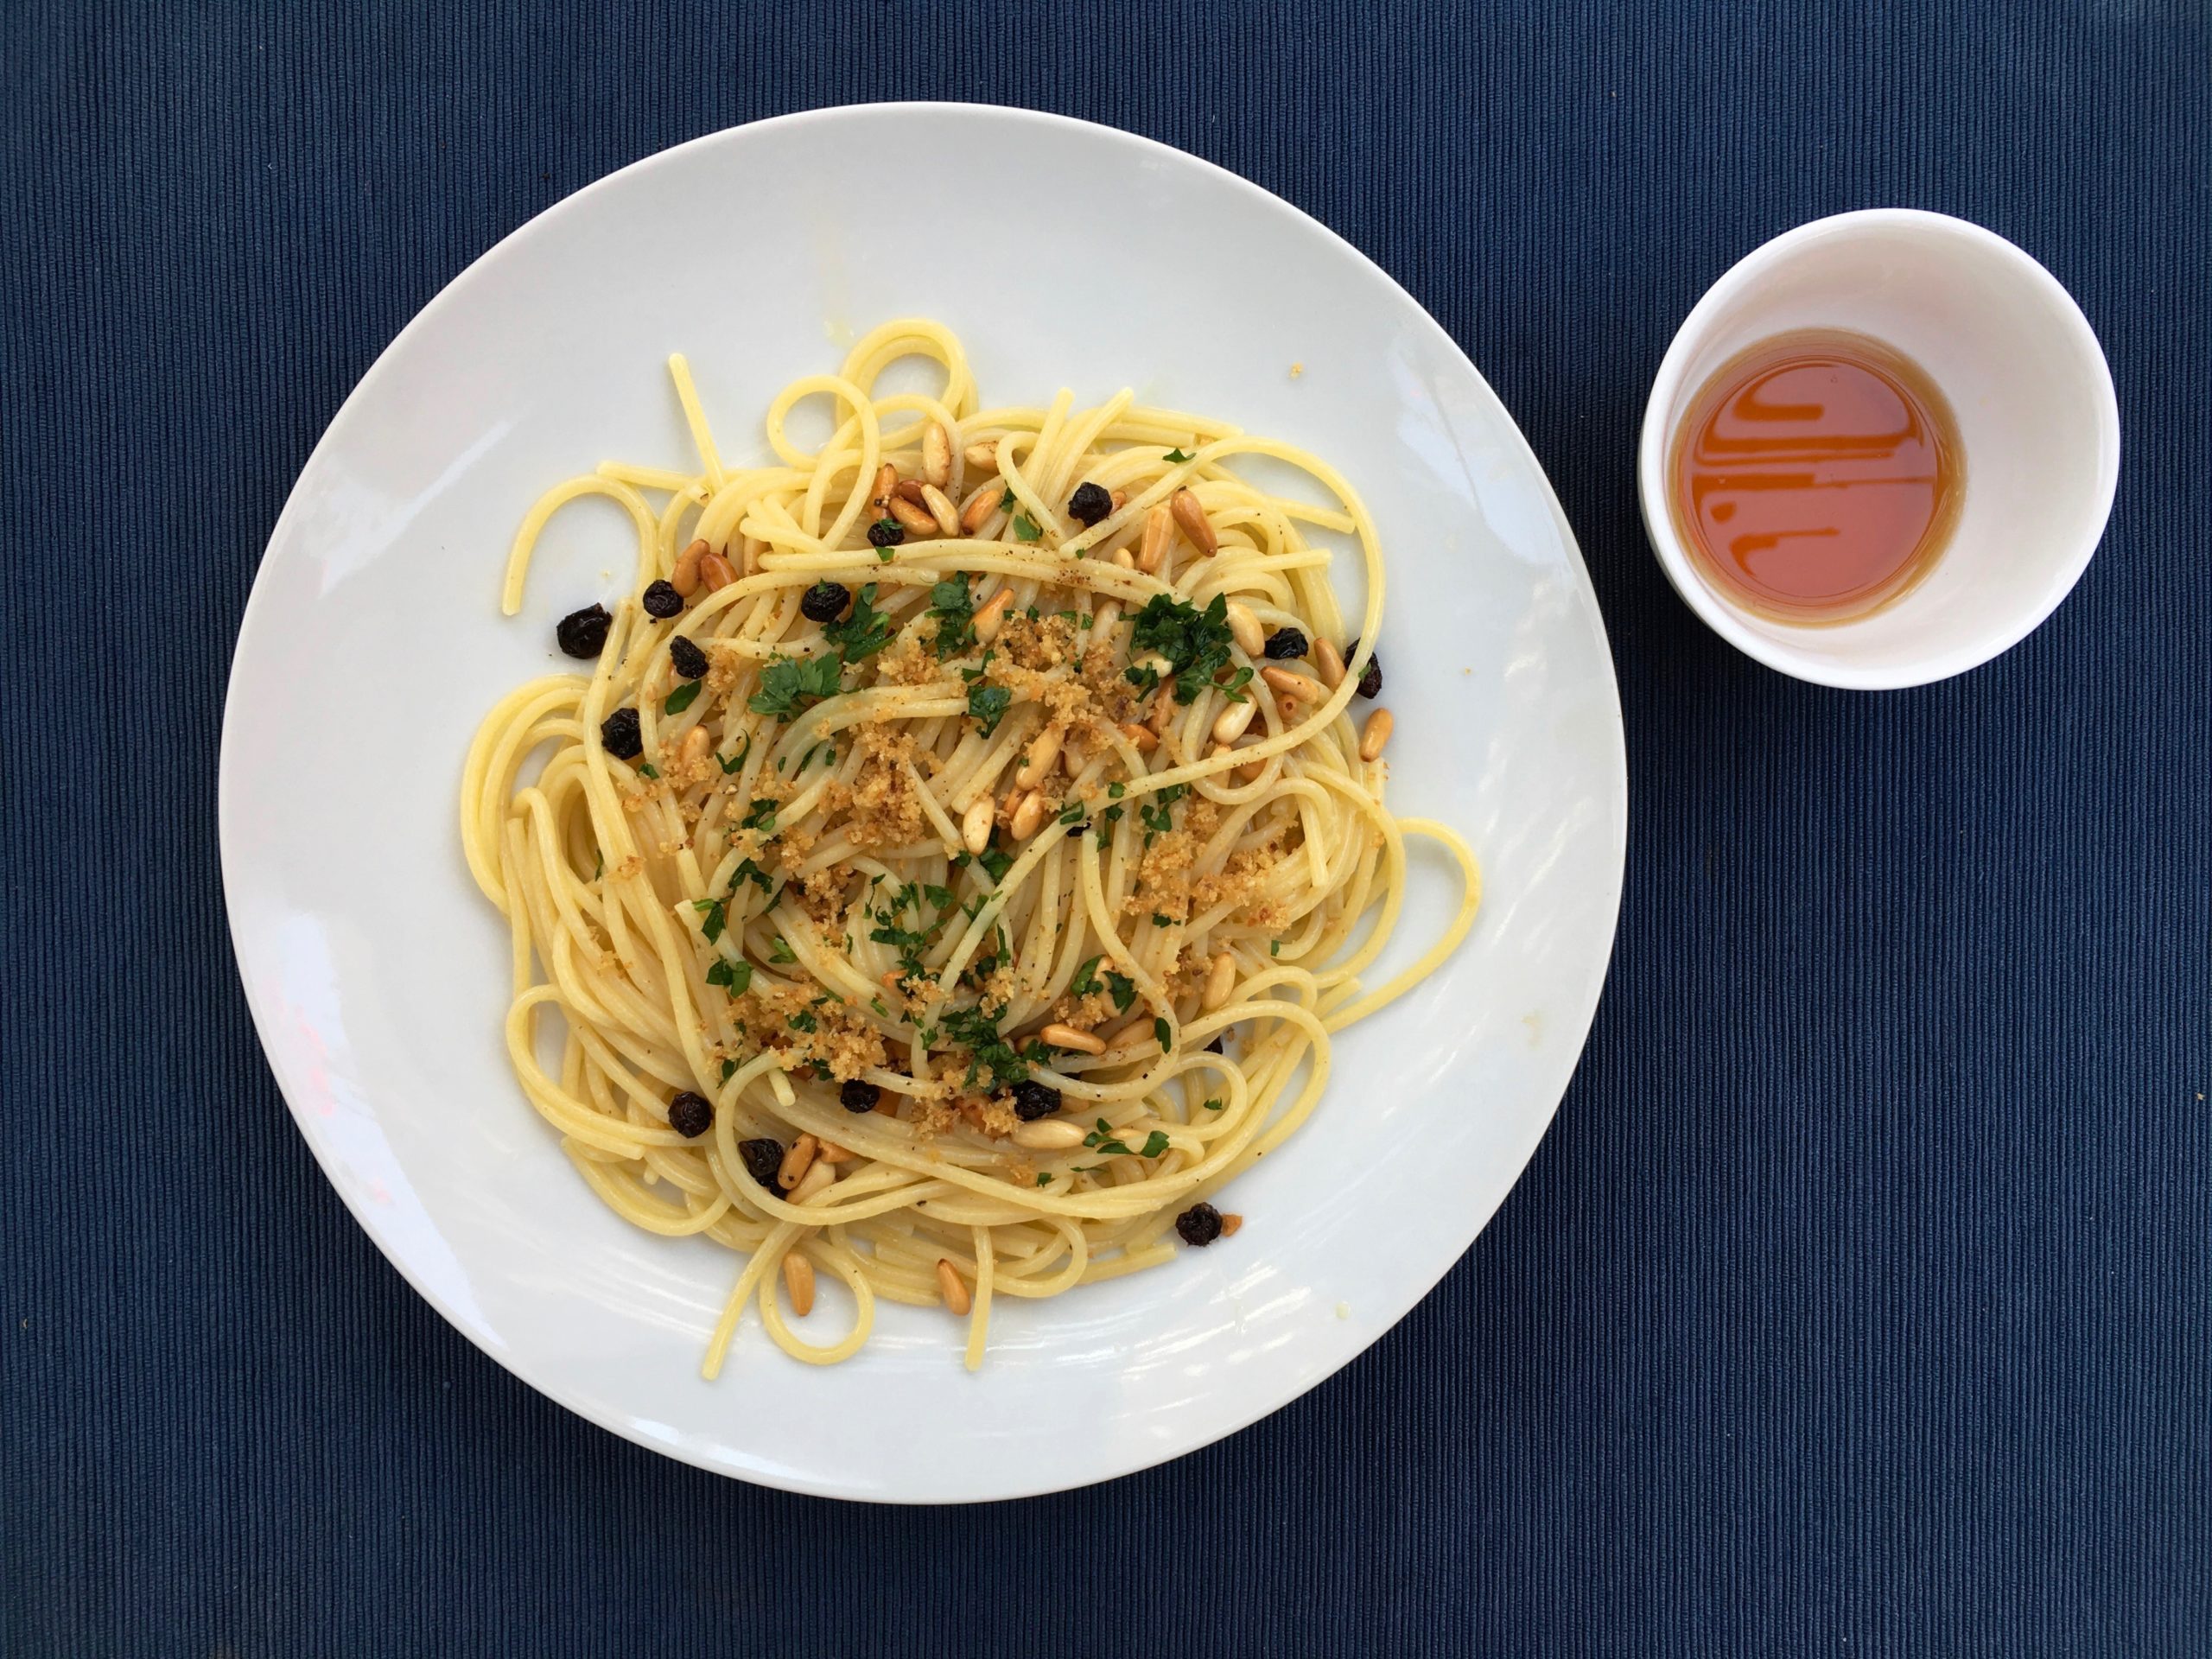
[500,475,657,615]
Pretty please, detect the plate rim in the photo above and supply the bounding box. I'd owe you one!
[219,99,1628,1502]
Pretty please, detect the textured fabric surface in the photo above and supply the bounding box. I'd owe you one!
[3,3,2207,1655]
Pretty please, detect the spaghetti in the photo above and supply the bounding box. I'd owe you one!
[461,320,1480,1372]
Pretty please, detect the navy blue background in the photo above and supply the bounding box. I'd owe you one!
[4,4,2206,1655]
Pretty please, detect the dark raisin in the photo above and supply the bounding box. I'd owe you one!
[1345,638,1382,698]
[739,1138,785,1190]
[668,636,709,679]
[1011,1079,1062,1122]
[1262,626,1308,660]
[641,580,683,619]
[867,518,905,549]
[1204,1034,1225,1055]
[666,1090,712,1137]
[1175,1202,1224,1247]
[556,603,612,658]
[599,707,643,760]
[801,581,850,623]
[840,1078,881,1114]
[1068,481,1112,526]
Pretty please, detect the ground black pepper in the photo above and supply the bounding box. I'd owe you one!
[556,603,612,658]
[801,581,850,622]
[1011,1079,1062,1121]
[668,636,709,679]
[1262,626,1308,660]
[667,1091,712,1137]
[599,707,643,760]
[1176,1202,1224,1246]
[1068,481,1111,526]
[641,580,683,619]
[840,1078,880,1113]
[738,1138,785,1189]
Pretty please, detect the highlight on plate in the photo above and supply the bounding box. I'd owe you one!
[461,320,1481,1372]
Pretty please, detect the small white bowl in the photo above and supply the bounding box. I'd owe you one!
[1638,209,2120,689]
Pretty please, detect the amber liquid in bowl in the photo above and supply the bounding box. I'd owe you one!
[1669,329,1964,625]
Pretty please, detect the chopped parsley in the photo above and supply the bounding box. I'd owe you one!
[1129,593,1237,704]
[1083,1118,1171,1159]
[747,652,842,719]
[977,846,1014,884]
[1012,512,1043,543]
[1107,782,1125,798]
[691,899,726,944]
[786,1009,818,1033]
[927,580,976,658]
[939,1003,1029,1090]
[705,957,753,995]
[1070,956,1102,997]
[1163,447,1196,463]
[769,935,798,963]
[741,798,779,833]
[719,1058,739,1084]
[1203,1096,1224,1111]
[822,582,893,662]
[716,735,751,774]
[1154,1016,1173,1049]
[1105,970,1137,1014]
[966,681,1012,737]
[663,680,702,715]
[637,762,660,779]
[1139,785,1187,847]
[728,857,774,897]
[1035,1172,1054,1187]
[1151,913,1173,927]
[1057,802,1087,827]
[1269,940,1281,957]
[871,996,891,1018]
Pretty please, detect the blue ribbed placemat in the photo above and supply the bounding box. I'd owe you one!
[4,4,2206,1655]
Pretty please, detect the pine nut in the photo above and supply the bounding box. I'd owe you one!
[921,482,960,537]
[961,795,994,855]
[1313,635,1346,689]
[1262,665,1325,704]
[1015,727,1063,791]
[1203,951,1236,1012]
[1061,736,1085,777]
[923,423,953,488]
[1039,1023,1105,1054]
[776,1133,818,1192]
[1118,722,1158,753]
[787,1160,835,1205]
[959,484,1000,534]
[887,496,938,537]
[1012,1117,1084,1149]
[1147,683,1176,735]
[1092,601,1120,638]
[1171,487,1217,555]
[974,587,1016,644]
[678,725,711,769]
[1219,1212,1243,1237]
[699,553,737,592]
[1139,505,1173,572]
[816,1140,855,1165]
[1109,488,1128,512]
[937,1258,971,1314]
[1359,708,1395,763]
[1225,601,1264,658]
[963,439,1000,470]
[1211,696,1258,745]
[781,1250,817,1316]
[672,539,707,596]
[870,462,898,512]
[873,1093,899,1116]
[1111,546,1135,569]
[1100,1018,1152,1049]
[892,478,929,505]
[1009,790,1045,841]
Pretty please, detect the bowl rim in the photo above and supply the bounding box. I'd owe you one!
[1635,207,2120,691]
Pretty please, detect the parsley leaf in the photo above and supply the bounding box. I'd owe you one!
[706,957,753,995]
[1105,971,1137,1014]
[1203,1096,1224,1111]
[769,936,798,963]
[1070,956,1102,997]
[1012,512,1042,543]
[1138,1129,1171,1159]
[741,798,779,833]
[1035,1172,1054,1187]
[664,680,702,715]
[747,652,842,719]
[1163,447,1195,463]
[939,1002,1028,1090]
[637,762,660,779]
[1058,802,1087,827]
[928,580,976,658]
[719,1058,738,1084]
[1154,1015,1172,1049]
[716,734,752,774]
[1269,940,1281,957]
[967,681,1012,737]
[692,899,726,944]
[823,582,893,662]
[729,858,774,897]
[1129,593,1236,704]
[787,1009,818,1033]
[978,846,1014,883]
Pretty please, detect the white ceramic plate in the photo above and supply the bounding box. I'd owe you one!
[221,104,1625,1503]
